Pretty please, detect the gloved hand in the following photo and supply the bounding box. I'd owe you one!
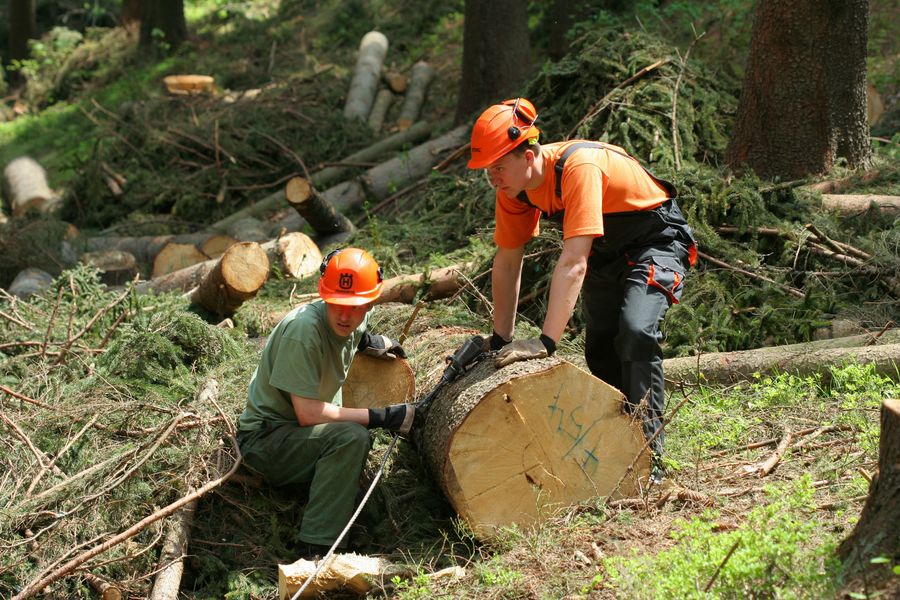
[494,335,556,368]
[368,404,416,435]
[361,334,407,360]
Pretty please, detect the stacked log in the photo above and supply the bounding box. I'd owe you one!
[190,242,269,315]
[343,31,389,121]
[396,61,435,131]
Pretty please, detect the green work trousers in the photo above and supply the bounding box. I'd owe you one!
[237,421,371,546]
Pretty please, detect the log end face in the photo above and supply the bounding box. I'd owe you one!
[219,242,270,293]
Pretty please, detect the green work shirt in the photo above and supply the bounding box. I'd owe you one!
[237,301,368,432]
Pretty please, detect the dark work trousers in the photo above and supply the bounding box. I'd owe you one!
[237,421,371,546]
[580,199,694,459]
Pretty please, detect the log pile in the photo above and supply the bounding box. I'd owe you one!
[3,157,57,217]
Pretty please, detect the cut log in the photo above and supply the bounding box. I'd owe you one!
[343,31,389,121]
[8,268,54,299]
[383,70,408,94]
[190,242,269,315]
[276,124,469,232]
[837,399,900,569]
[228,216,271,242]
[148,497,198,600]
[209,122,432,232]
[821,194,899,217]
[342,355,415,409]
[78,233,210,266]
[151,243,209,279]
[265,232,322,280]
[82,572,122,600]
[803,169,882,194]
[285,177,355,236]
[664,337,900,387]
[79,250,138,286]
[396,61,435,131]
[3,157,55,217]
[367,88,394,133]
[199,234,238,259]
[163,74,215,95]
[378,262,474,304]
[412,335,649,537]
[278,553,405,599]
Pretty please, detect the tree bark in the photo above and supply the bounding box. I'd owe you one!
[139,0,187,51]
[664,335,900,388]
[343,31,389,121]
[9,0,37,63]
[284,177,355,236]
[396,61,435,131]
[275,125,469,232]
[190,242,269,315]
[266,232,322,280]
[725,0,871,179]
[367,88,394,132]
[148,497,198,600]
[455,0,531,123]
[121,0,141,26]
[3,157,55,217]
[8,268,53,299]
[837,399,900,569]
[821,194,899,217]
[412,344,650,538]
[209,122,431,232]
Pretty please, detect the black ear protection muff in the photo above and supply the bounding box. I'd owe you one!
[504,97,537,142]
[319,248,342,276]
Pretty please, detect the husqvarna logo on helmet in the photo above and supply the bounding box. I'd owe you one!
[338,273,353,290]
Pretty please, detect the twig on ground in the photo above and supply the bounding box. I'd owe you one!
[704,540,741,592]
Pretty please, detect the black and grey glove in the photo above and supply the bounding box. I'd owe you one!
[359,333,407,360]
[368,404,416,435]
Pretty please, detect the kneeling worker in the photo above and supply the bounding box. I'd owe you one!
[236,247,415,558]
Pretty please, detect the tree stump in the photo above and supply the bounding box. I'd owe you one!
[837,399,900,568]
[190,242,269,315]
[343,31,389,121]
[278,553,404,599]
[3,157,55,216]
[342,355,415,409]
[416,351,650,538]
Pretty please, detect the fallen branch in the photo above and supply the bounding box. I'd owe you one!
[698,251,804,298]
[755,430,792,477]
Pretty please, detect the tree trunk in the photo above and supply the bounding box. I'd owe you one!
[121,0,141,26]
[139,0,187,51]
[664,333,900,388]
[725,0,871,179]
[455,0,531,123]
[342,355,416,409]
[837,399,900,569]
[821,194,899,217]
[209,122,431,232]
[151,242,209,278]
[79,250,138,286]
[407,330,649,538]
[9,0,37,62]
[275,125,469,232]
[367,89,394,132]
[3,157,55,217]
[284,177,355,236]
[396,61,435,131]
[378,261,475,304]
[148,498,198,600]
[343,31,389,121]
[190,242,269,315]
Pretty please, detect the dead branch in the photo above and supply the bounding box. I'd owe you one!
[26,414,99,496]
[756,431,793,477]
[698,251,804,298]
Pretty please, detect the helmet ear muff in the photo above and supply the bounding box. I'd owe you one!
[320,248,342,276]
[507,125,521,141]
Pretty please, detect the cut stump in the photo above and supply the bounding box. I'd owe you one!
[278,553,405,599]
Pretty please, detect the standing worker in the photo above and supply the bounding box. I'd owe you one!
[468,98,696,483]
[236,247,415,558]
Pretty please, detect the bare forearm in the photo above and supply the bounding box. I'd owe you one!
[491,247,525,339]
[291,394,370,426]
[542,236,592,341]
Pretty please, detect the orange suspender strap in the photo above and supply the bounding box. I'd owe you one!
[647,263,681,305]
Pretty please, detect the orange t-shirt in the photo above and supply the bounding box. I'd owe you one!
[494,141,670,249]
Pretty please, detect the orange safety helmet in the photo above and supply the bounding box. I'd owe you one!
[467,97,540,169]
[318,247,384,305]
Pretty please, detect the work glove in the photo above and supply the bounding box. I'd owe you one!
[494,335,556,368]
[368,403,416,435]
[360,334,407,360]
